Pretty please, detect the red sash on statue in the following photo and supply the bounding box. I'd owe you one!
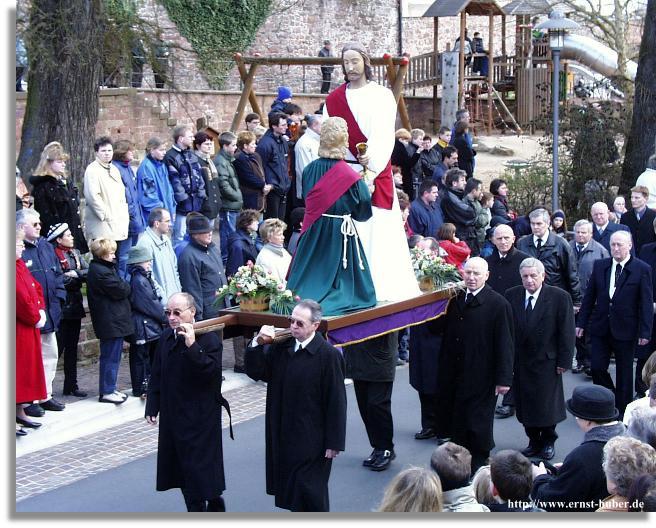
[325,84,394,209]
[301,160,361,235]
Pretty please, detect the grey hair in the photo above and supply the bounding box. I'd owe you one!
[168,292,196,310]
[16,208,40,227]
[297,299,323,322]
[528,208,550,223]
[492,224,514,238]
[648,154,656,170]
[609,229,633,245]
[626,407,656,449]
[519,257,545,274]
[573,219,593,231]
[306,114,323,129]
[602,436,656,497]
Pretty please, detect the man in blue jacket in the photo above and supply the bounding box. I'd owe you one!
[256,111,290,221]
[408,179,443,238]
[17,209,67,416]
[164,125,206,247]
[576,230,653,417]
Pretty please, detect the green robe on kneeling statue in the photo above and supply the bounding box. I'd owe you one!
[286,158,377,315]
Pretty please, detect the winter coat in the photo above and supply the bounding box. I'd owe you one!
[135,227,181,304]
[343,332,398,382]
[234,149,266,211]
[517,232,582,304]
[592,222,631,254]
[83,159,130,242]
[465,195,488,250]
[29,174,88,253]
[177,240,228,321]
[226,229,258,278]
[214,149,243,212]
[16,259,47,403]
[620,206,656,255]
[22,237,66,333]
[420,145,443,181]
[532,422,626,511]
[437,286,514,452]
[505,285,575,427]
[453,133,476,179]
[256,130,290,196]
[193,151,222,220]
[407,197,444,238]
[112,160,146,237]
[145,329,226,500]
[255,244,292,285]
[484,246,531,295]
[164,146,207,215]
[570,238,609,291]
[442,485,490,512]
[409,322,442,394]
[86,258,133,340]
[491,195,513,225]
[54,245,88,320]
[128,265,167,344]
[441,188,477,246]
[137,154,176,226]
[245,334,347,512]
[439,239,471,270]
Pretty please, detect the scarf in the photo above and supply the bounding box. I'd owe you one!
[54,244,79,271]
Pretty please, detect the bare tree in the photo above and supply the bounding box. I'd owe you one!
[16,0,104,186]
[621,0,656,191]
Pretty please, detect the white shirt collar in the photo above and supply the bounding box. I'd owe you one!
[295,333,316,352]
[467,286,485,297]
[613,255,630,269]
[533,233,549,246]
[525,286,542,304]
[597,222,609,232]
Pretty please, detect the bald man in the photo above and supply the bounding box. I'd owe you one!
[590,201,630,254]
[436,257,515,472]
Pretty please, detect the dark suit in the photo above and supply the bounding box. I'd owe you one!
[637,242,656,394]
[577,256,653,414]
[592,222,630,254]
[620,206,656,255]
[505,285,575,450]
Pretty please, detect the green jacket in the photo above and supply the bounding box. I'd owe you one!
[214,149,243,211]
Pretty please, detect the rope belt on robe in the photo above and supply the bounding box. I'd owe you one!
[321,213,365,270]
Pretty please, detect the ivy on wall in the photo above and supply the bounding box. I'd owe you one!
[161,0,273,88]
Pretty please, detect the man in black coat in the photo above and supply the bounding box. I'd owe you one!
[638,241,656,396]
[256,111,290,221]
[505,258,575,461]
[436,257,514,472]
[245,300,347,512]
[146,292,226,512]
[620,185,656,255]
[516,208,582,305]
[576,230,653,416]
[532,385,625,511]
[590,201,631,254]
[440,168,477,251]
[485,223,530,419]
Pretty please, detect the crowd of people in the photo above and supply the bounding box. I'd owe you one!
[14,39,656,513]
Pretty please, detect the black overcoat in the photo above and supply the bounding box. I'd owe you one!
[505,285,575,427]
[409,321,443,395]
[145,329,225,500]
[436,285,514,452]
[86,258,133,340]
[245,334,347,512]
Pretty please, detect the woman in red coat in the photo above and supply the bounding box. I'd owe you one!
[16,228,47,435]
[437,222,471,271]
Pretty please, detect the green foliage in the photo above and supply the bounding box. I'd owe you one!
[502,162,553,215]
[161,0,273,88]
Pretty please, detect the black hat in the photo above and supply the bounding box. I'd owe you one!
[187,215,212,234]
[566,385,619,421]
[46,222,69,242]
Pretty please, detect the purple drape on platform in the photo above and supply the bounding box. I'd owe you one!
[326,298,450,346]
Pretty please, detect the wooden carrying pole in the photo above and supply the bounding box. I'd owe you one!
[235,54,264,123]
[383,54,411,130]
[487,13,494,134]
[231,53,259,132]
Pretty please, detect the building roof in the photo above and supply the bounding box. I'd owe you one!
[501,0,551,15]
[422,0,506,17]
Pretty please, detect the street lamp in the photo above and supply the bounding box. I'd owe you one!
[535,10,580,211]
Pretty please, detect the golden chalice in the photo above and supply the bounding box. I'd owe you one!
[355,142,376,194]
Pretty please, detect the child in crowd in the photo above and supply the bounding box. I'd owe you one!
[437,223,471,270]
[478,192,495,257]
[551,210,568,237]
[488,450,544,512]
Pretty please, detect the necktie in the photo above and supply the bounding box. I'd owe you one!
[614,264,623,287]
[465,292,474,304]
[536,238,542,251]
[526,295,534,315]
[598,227,604,238]
[576,244,584,256]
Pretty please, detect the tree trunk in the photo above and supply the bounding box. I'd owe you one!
[621,0,656,193]
[17,0,104,188]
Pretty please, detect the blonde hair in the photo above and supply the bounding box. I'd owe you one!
[395,128,411,141]
[33,141,70,178]
[237,130,256,149]
[253,125,267,140]
[378,466,443,512]
[471,465,495,505]
[89,238,117,259]
[411,128,425,141]
[259,218,287,243]
[318,117,348,160]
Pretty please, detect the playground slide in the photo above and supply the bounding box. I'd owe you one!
[561,34,637,82]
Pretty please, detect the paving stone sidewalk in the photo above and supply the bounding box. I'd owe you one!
[16,381,267,503]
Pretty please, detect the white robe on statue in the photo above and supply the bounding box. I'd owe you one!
[325,81,420,302]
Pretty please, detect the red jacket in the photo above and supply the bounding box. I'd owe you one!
[439,240,471,270]
[16,259,47,403]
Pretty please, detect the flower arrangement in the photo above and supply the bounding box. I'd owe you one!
[214,261,300,313]
[410,247,462,290]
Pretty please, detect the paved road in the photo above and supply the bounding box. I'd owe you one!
[17,365,596,513]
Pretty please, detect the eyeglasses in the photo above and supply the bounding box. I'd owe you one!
[288,317,312,328]
[31,222,41,227]
[164,306,192,317]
